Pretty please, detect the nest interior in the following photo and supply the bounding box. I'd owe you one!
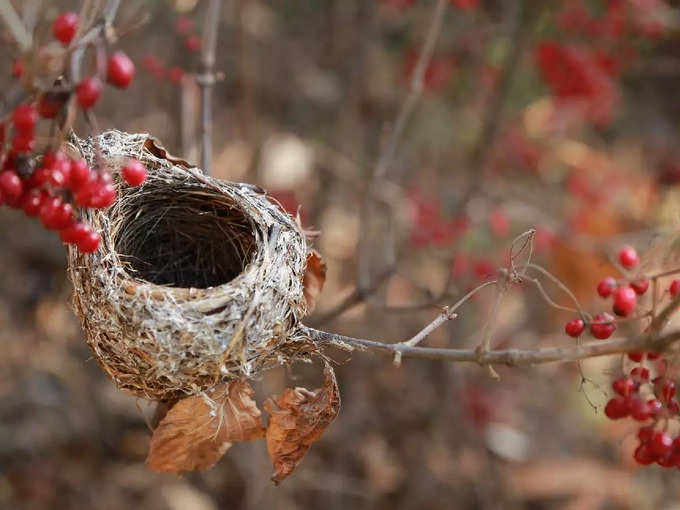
[67,131,311,401]
[114,185,256,289]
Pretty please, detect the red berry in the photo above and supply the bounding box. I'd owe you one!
[168,67,184,84]
[668,400,680,414]
[565,318,585,338]
[90,182,117,209]
[604,396,629,419]
[60,222,91,244]
[629,397,652,421]
[76,77,103,110]
[77,230,101,253]
[612,377,636,397]
[647,351,661,360]
[53,12,78,45]
[175,16,194,35]
[597,277,617,298]
[590,312,616,339]
[39,196,61,229]
[633,444,656,465]
[107,51,135,88]
[631,280,649,295]
[68,159,90,191]
[630,367,650,382]
[671,279,680,297]
[121,159,147,186]
[647,398,663,416]
[651,431,673,457]
[37,95,62,118]
[21,190,44,216]
[185,35,201,52]
[628,351,644,362]
[661,380,676,401]
[0,170,23,200]
[12,58,23,78]
[12,104,37,132]
[638,427,654,443]
[613,286,637,317]
[618,245,639,269]
[12,132,34,153]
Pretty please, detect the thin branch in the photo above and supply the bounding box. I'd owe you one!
[313,266,395,325]
[372,0,448,181]
[0,0,32,51]
[198,0,222,176]
[358,0,448,288]
[303,326,680,367]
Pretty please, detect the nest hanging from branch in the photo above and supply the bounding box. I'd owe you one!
[66,130,315,401]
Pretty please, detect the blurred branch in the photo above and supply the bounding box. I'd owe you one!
[0,0,32,51]
[458,0,539,207]
[357,0,448,294]
[198,0,222,176]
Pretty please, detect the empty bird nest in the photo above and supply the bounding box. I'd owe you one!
[66,130,323,401]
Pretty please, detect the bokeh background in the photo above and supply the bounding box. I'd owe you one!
[3,0,680,508]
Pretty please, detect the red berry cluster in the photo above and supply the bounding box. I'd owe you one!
[563,245,658,341]
[0,116,147,254]
[605,367,680,467]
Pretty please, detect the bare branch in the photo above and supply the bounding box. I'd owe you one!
[0,0,32,51]
[198,0,222,176]
[303,326,680,367]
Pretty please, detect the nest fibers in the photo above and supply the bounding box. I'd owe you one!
[66,130,312,401]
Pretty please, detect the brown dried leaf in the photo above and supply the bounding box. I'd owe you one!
[303,250,326,313]
[147,381,265,474]
[144,137,196,169]
[264,362,340,483]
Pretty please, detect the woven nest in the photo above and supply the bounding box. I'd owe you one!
[66,130,313,401]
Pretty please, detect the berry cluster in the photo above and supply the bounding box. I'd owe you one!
[562,245,670,341]
[606,368,680,467]
[1,11,147,254]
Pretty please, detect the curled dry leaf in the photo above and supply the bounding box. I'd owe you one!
[303,250,327,314]
[264,362,340,484]
[147,380,265,474]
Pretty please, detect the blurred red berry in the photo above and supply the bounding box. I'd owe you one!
[590,312,616,339]
[76,77,103,110]
[634,444,656,465]
[670,279,680,297]
[630,367,650,382]
[613,286,637,317]
[12,104,37,132]
[627,351,644,362]
[121,159,147,186]
[631,280,649,295]
[185,35,201,52]
[612,377,636,397]
[12,58,23,78]
[618,245,639,269]
[107,52,135,88]
[597,276,617,298]
[53,12,78,45]
[565,318,585,338]
[0,170,23,200]
[651,431,673,457]
[604,396,628,419]
[175,16,194,34]
[77,230,101,253]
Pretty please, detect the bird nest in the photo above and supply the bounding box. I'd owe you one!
[66,130,313,401]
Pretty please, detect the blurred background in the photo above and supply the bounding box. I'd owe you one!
[3,0,680,508]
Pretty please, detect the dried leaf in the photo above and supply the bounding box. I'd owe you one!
[147,381,265,474]
[144,137,196,169]
[264,362,340,483]
[303,250,326,313]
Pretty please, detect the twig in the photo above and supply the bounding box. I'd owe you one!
[198,0,222,176]
[358,0,448,288]
[0,0,32,51]
[373,0,448,181]
[303,326,680,367]
[457,0,537,208]
[313,266,395,325]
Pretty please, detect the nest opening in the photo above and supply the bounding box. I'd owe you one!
[114,188,257,288]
